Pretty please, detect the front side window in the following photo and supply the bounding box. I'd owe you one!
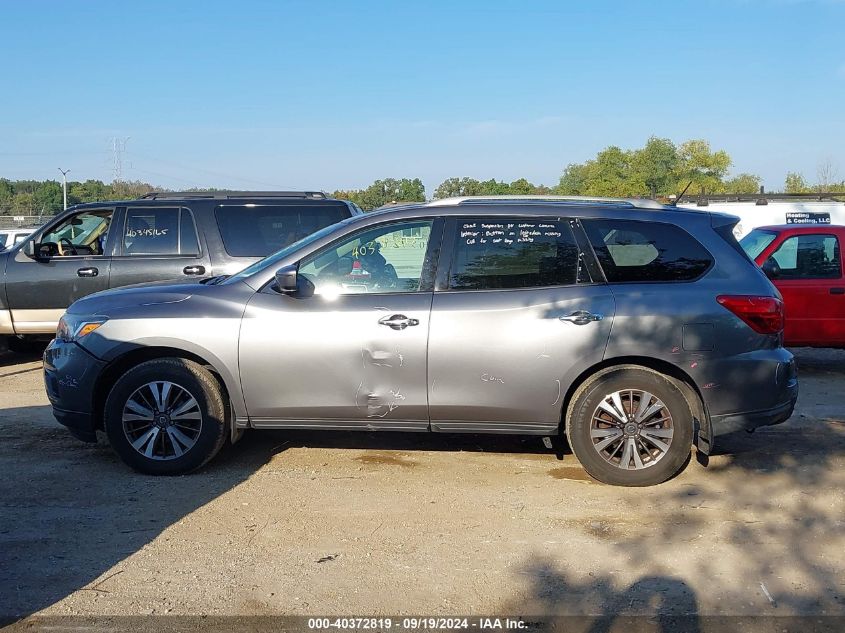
[216,203,349,257]
[768,234,841,279]
[582,219,713,283]
[40,209,114,256]
[449,218,579,290]
[299,220,434,295]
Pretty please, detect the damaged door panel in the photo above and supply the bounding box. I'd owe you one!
[237,218,441,430]
[428,288,614,432]
[239,293,433,429]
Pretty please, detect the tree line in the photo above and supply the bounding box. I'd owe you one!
[2,137,842,215]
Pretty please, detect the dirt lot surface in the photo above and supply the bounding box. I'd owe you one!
[1,347,844,624]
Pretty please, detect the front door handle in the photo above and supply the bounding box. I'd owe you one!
[831,287,845,295]
[378,314,420,330]
[183,265,206,276]
[559,310,603,325]
[77,267,99,278]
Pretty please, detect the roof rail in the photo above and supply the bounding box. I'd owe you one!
[139,190,328,200]
[425,194,667,210]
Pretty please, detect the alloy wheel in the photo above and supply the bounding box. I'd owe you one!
[589,389,674,470]
[122,381,203,461]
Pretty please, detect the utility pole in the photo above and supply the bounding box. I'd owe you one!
[58,167,70,210]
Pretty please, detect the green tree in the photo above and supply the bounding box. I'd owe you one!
[508,178,534,195]
[723,173,762,194]
[784,172,810,194]
[332,178,426,211]
[556,163,590,195]
[34,180,64,214]
[675,139,731,195]
[433,177,483,199]
[630,136,678,197]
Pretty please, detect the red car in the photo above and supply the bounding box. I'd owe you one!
[741,225,845,348]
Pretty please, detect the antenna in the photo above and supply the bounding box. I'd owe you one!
[671,181,693,207]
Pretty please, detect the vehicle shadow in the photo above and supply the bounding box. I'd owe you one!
[0,404,272,623]
[0,405,566,623]
[0,349,42,369]
[501,558,703,632]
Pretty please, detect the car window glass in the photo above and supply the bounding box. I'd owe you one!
[299,221,433,295]
[739,229,777,260]
[124,207,180,255]
[40,210,113,256]
[179,210,200,256]
[0,232,8,247]
[770,234,841,279]
[449,218,579,290]
[582,219,713,282]
[215,204,348,257]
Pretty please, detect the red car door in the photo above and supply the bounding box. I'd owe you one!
[758,231,845,347]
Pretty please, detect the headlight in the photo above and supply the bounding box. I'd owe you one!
[56,315,108,342]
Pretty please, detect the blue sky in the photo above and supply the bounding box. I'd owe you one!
[1,0,844,194]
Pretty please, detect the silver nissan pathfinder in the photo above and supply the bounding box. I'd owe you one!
[43,196,798,486]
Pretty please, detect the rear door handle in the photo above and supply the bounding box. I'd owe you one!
[77,267,99,278]
[378,314,420,330]
[559,310,603,325]
[831,287,845,295]
[183,265,206,276]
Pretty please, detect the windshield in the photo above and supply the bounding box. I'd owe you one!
[225,215,360,283]
[739,229,777,260]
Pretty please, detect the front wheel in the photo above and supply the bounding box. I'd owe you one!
[104,358,227,475]
[567,367,694,486]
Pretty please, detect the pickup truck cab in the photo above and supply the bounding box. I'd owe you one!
[741,224,845,348]
[1,191,361,345]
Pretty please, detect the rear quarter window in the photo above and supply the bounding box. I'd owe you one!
[215,203,349,257]
[582,219,713,283]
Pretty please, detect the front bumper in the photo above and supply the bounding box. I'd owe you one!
[43,338,105,442]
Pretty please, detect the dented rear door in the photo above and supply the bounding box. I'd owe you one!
[427,216,615,433]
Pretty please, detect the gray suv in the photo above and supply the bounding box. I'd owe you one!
[43,196,798,486]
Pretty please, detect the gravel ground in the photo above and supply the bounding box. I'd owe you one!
[0,347,843,624]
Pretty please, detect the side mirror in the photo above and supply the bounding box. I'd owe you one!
[274,264,299,294]
[761,257,781,280]
[22,240,45,260]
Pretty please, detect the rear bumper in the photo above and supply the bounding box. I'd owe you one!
[698,347,798,436]
[710,393,798,436]
[43,338,104,441]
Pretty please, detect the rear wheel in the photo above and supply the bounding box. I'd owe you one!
[567,367,694,486]
[104,358,227,475]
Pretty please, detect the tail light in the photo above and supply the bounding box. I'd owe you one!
[717,295,784,335]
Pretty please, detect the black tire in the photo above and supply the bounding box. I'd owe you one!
[104,358,227,475]
[566,366,694,486]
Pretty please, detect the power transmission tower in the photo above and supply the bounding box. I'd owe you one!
[111,136,130,182]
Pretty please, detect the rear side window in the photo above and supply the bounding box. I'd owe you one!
[769,234,841,279]
[215,204,348,257]
[124,207,198,256]
[582,219,713,283]
[449,218,579,290]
